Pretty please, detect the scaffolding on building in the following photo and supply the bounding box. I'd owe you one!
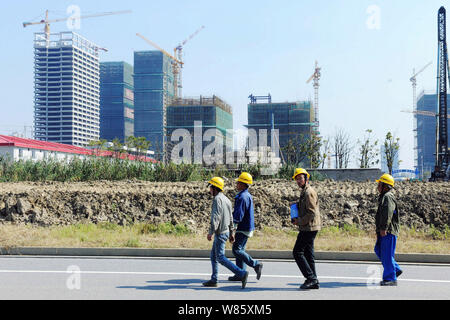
[170,95,233,115]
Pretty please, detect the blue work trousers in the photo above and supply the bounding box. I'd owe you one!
[232,232,259,271]
[210,233,246,283]
[374,233,402,281]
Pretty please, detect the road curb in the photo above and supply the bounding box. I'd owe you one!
[1,247,449,264]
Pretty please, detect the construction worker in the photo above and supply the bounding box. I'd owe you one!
[291,168,321,290]
[374,174,403,286]
[228,172,263,282]
[202,177,249,289]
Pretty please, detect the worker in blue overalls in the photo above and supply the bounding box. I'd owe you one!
[374,174,403,286]
[228,172,263,282]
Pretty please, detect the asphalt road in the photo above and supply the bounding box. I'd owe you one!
[0,256,449,300]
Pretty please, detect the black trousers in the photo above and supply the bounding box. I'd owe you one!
[293,231,318,281]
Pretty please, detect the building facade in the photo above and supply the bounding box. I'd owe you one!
[134,51,175,161]
[33,32,100,147]
[0,135,92,162]
[247,97,315,166]
[415,92,450,179]
[100,61,134,142]
[0,135,156,163]
[166,96,233,164]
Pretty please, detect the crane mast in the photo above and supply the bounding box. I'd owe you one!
[306,61,321,133]
[431,6,450,180]
[174,26,205,98]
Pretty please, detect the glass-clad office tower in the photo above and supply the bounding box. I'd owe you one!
[100,62,134,142]
[134,51,175,160]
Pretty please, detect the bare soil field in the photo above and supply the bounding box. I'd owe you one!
[0,180,448,234]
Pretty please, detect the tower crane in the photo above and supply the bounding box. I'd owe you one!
[173,26,205,98]
[136,33,184,99]
[23,9,132,40]
[410,61,432,110]
[306,61,321,132]
[401,109,450,118]
[408,62,432,156]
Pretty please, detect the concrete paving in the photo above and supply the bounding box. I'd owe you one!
[0,256,449,300]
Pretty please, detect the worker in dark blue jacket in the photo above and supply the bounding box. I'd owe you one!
[228,172,263,281]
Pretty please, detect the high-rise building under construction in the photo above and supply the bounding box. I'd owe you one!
[100,61,134,142]
[33,32,100,147]
[134,51,175,160]
[415,92,450,178]
[166,96,233,163]
[246,94,315,166]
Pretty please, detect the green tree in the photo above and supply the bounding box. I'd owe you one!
[88,139,107,156]
[281,133,322,168]
[305,133,323,169]
[108,138,125,159]
[357,129,379,168]
[383,131,400,175]
[135,136,151,161]
[320,137,331,169]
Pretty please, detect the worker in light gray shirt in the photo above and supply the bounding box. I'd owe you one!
[203,177,249,289]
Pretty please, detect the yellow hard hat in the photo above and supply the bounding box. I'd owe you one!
[376,174,395,187]
[292,168,310,180]
[208,177,224,191]
[236,172,253,185]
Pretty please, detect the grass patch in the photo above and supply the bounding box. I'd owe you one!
[0,223,448,254]
[137,222,191,236]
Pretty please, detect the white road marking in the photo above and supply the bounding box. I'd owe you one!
[0,270,449,284]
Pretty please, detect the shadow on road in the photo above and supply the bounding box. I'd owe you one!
[117,278,298,292]
[287,282,368,289]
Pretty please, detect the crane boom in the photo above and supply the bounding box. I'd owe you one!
[401,109,450,118]
[410,61,432,81]
[178,25,205,49]
[136,33,183,65]
[23,10,132,27]
[23,9,131,43]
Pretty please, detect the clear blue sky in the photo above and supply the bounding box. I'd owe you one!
[0,0,446,168]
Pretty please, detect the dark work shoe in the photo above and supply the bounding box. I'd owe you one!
[380,280,397,286]
[228,275,242,281]
[241,271,249,289]
[300,279,320,290]
[255,263,263,280]
[396,270,403,278]
[202,280,218,287]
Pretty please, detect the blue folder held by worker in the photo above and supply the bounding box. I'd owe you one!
[290,203,299,219]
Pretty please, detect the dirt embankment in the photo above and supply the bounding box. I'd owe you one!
[0,180,448,233]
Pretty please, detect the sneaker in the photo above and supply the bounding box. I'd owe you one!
[396,270,403,278]
[202,280,218,287]
[241,271,249,289]
[228,275,242,281]
[380,280,397,286]
[300,279,320,290]
[255,263,263,280]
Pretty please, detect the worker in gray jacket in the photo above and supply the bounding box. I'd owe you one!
[202,177,249,289]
